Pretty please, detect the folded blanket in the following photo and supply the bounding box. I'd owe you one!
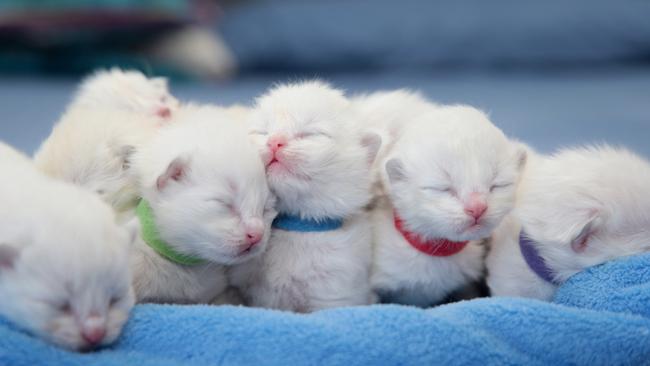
[2,253,650,366]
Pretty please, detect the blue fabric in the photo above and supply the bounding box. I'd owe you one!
[271,213,343,232]
[2,253,650,365]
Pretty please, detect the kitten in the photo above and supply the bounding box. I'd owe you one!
[72,68,179,119]
[129,105,275,304]
[371,105,527,306]
[487,146,650,300]
[229,81,381,312]
[0,142,135,351]
[34,108,157,220]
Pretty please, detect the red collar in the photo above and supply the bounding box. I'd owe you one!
[393,211,468,257]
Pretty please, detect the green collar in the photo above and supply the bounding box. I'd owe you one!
[136,200,206,266]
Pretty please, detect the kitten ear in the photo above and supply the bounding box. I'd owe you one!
[361,132,382,165]
[385,158,406,183]
[156,156,190,191]
[513,143,528,172]
[118,145,136,170]
[0,244,20,271]
[567,210,602,253]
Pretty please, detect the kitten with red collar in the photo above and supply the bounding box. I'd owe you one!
[371,105,527,306]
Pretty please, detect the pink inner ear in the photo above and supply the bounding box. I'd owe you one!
[156,158,186,191]
[571,236,589,253]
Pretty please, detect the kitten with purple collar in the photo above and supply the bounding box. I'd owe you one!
[229,81,381,312]
[129,105,276,304]
[487,146,650,300]
[0,142,135,351]
[371,105,527,306]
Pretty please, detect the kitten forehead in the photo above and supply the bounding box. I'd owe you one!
[254,81,349,131]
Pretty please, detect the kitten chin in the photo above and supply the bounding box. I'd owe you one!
[130,104,275,304]
[229,81,378,311]
[0,142,135,351]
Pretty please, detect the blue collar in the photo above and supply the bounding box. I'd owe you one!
[519,231,560,285]
[272,213,344,232]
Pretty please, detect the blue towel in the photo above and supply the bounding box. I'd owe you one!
[2,253,650,365]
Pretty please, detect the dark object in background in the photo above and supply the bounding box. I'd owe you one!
[0,0,235,79]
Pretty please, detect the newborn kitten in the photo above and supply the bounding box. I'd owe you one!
[72,68,179,119]
[129,105,275,304]
[34,108,157,220]
[0,142,135,351]
[371,105,527,306]
[229,81,381,312]
[487,146,650,300]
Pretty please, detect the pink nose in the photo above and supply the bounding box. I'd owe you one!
[157,107,171,118]
[81,327,106,346]
[465,193,488,220]
[245,231,263,247]
[267,135,287,154]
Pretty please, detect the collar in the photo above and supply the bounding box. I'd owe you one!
[519,231,559,285]
[136,200,206,266]
[393,212,468,257]
[272,213,344,232]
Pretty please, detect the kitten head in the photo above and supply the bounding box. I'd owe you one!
[34,108,154,214]
[517,146,650,282]
[249,81,380,219]
[74,68,179,119]
[384,105,527,242]
[0,175,134,351]
[136,105,276,265]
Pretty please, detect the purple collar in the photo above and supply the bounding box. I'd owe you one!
[519,231,560,285]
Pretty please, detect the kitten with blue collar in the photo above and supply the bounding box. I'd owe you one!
[0,142,135,351]
[487,146,650,300]
[229,81,381,312]
[129,105,276,304]
[371,105,527,306]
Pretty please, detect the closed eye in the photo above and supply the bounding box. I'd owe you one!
[249,130,268,136]
[210,198,234,210]
[490,182,513,192]
[296,131,331,139]
[421,186,452,193]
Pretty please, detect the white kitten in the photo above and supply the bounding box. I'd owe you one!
[129,105,275,304]
[488,146,650,300]
[230,81,380,312]
[372,105,527,306]
[73,68,179,119]
[0,142,134,351]
[34,108,157,220]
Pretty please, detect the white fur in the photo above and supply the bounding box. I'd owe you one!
[352,89,433,199]
[34,108,157,220]
[130,105,275,304]
[0,142,134,351]
[72,68,179,118]
[230,81,379,312]
[488,146,650,300]
[371,104,527,306]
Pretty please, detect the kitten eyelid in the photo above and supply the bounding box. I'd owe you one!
[249,130,268,136]
[490,182,514,191]
[421,186,451,192]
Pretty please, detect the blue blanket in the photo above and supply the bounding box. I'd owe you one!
[2,254,650,366]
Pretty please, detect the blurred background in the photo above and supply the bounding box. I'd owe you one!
[0,0,649,156]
